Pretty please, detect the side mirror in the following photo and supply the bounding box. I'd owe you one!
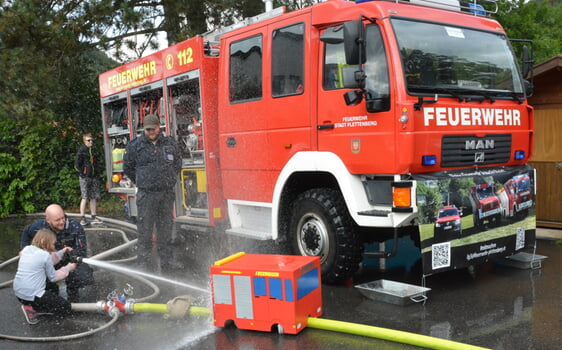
[522,45,533,79]
[524,80,533,97]
[344,90,363,106]
[343,20,365,65]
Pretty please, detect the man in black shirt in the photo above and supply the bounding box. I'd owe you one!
[75,133,103,225]
[123,114,182,271]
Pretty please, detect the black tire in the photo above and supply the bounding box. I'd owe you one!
[515,208,529,221]
[473,213,481,228]
[289,188,362,284]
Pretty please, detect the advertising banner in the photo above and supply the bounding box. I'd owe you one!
[414,165,536,275]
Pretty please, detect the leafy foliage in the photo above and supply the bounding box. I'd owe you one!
[495,0,562,64]
[0,2,115,217]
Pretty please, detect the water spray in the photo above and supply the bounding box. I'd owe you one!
[81,258,208,294]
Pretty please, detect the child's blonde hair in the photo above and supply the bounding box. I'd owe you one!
[31,229,57,252]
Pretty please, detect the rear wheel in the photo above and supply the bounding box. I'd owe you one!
[473,212,481,228]
[289,188,362,284]
[515,208,529,221]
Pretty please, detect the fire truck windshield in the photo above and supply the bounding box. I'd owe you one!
[391,18,524,99]
[477,186,494,200]
[516,177,530,191]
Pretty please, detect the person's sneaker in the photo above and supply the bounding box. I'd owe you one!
[90,217,103,224]
[21,305,39,325]
[80,218,88,226]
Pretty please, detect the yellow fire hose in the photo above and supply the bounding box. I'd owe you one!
[131,300,489,350]
[133,303,211,318]
[306,317,490,350]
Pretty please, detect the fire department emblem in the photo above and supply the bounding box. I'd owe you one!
[350,139,361,154]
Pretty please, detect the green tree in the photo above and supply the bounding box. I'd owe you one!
[0,1,115,216]
[495,0,562,64]
[417,183,442,224]
[0,0,298,217]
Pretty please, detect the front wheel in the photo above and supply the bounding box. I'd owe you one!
[289,188,362,284]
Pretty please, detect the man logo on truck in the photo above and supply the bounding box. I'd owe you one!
[465,139,495,150]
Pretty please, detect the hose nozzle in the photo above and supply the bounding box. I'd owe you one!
[63,251,83,264]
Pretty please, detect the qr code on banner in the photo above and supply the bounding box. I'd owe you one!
[516,226,525,250]
[432,242,451,270]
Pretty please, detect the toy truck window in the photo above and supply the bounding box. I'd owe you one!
[254,277,267,296]
[271,22,305,97]
[269,278,283,300]
[392,18,524,97]
[229,34,263,103]
[296,267,319,300]
[285,279,294,302]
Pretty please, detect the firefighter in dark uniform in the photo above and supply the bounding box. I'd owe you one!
[20,204,94,302]
[123,114,182,271]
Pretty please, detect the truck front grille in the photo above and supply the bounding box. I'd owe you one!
[441,134,511,167]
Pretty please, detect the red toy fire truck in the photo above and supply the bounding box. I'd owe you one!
[210,252,322,334]
[99,0,536,282]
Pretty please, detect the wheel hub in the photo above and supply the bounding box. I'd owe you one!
[298,215,328,260]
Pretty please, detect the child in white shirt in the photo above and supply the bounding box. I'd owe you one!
[13,229,77,324]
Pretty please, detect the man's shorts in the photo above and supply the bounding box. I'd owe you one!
[79,177,100,200]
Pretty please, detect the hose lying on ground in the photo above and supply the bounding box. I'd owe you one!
[306,317,490,350]
[0,216,160,342]
[1,216,490,348]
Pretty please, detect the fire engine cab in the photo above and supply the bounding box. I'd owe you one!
[99,0,536,283]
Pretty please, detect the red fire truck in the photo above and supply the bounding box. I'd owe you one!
[497,174,533,220]
[99,0,536,282]
[469,183,501,228]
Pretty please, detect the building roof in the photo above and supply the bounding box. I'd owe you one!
[533,55,562,77]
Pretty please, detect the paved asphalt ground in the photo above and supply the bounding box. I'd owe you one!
[0,216,560,350]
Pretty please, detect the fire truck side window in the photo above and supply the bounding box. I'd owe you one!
[323,24,390,110]
[364,24,390,107]
[229,35,263,103]
[323,39,357,90]
[271,22,304,97]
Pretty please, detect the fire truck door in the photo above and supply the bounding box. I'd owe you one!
[265,16,311,171]
[317,24,394,173]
